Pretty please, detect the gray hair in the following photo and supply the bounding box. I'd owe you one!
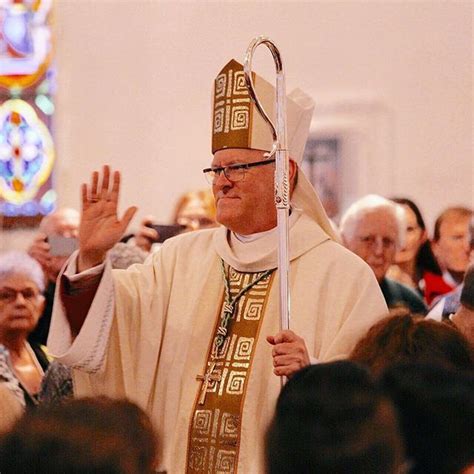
[339,194,406,249]
[107,243,147,270]
[0,251,45,292]
[39,208,80,235]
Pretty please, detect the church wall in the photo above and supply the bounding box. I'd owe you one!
[1,1,471,252]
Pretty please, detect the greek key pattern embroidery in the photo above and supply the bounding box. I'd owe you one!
[186,268,273,473]
[213,68,251,134]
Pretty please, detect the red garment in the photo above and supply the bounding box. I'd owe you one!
[60,272,102,337]
[423,271,455,306]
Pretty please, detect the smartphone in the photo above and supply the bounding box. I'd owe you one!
[146,224,186,243]
[48,235,79,257]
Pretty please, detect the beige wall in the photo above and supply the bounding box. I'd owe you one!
[1,0,472,251]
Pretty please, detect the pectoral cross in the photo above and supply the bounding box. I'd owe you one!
[196,361,222,405]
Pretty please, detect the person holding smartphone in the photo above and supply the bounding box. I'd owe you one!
[26,208,79,345]
[134,189,217,253]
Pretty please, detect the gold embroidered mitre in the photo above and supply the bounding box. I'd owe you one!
[211,59,314,164]
[211,58,338,241]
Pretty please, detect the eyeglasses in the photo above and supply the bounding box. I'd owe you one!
[0,288,40,305]
[202,158,275,184]
[358,235,396,250]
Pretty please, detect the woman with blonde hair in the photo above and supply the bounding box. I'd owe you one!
[134,188,217,252]
[171,189,216,230]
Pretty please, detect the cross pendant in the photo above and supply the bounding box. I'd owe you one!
[196,361,222,405]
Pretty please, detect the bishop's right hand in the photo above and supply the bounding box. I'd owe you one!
[78,165,137,272]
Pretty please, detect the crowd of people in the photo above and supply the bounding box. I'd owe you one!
[0,57,472,473]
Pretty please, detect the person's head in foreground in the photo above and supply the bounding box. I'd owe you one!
[350,310,474,376]
[381,363,474,474]
[0,397,158,474]
[265,361,404,474]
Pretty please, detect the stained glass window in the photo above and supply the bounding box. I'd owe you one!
[0,0,55,227]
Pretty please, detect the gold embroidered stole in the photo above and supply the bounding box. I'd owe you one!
[186,267,275,473]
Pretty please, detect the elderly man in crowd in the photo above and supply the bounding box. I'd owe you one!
[340,194,427,314]
[27,207,80,345]
[48,59,387,472]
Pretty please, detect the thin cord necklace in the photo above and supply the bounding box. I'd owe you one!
[196,260,274,405]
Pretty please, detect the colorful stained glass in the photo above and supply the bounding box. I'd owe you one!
[0,0,53,89]
[0,99,54,212]
[0,0,55,221]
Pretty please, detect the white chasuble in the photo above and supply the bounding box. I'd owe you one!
[48,211,388,473]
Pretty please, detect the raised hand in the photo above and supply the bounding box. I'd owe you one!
[78,165,137,271]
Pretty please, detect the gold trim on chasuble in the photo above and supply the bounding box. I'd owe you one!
[186,267,275,473]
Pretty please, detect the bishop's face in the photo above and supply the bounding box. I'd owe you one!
[211,149,277,235]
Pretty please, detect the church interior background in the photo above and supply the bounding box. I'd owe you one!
[0,1,472,251]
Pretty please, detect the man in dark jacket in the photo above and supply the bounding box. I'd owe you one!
[340,194,427,315]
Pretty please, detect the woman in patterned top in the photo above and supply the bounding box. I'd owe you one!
[0,251,49,408]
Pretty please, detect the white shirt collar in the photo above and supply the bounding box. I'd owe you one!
[234,227,276,243]
[233,209,300,243]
